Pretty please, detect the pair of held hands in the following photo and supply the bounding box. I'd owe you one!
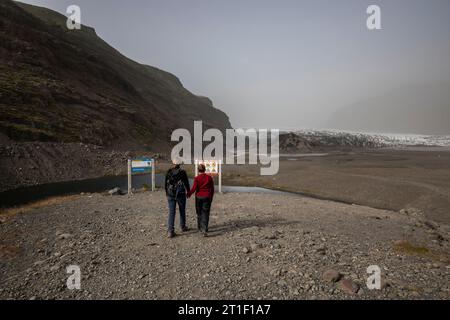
[185,193,213,201]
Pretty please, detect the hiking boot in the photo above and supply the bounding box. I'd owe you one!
[202,231,208,238]
[181,226,189,232]
[167,231,176,238]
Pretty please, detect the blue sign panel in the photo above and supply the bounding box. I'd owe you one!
[131,158,153,174]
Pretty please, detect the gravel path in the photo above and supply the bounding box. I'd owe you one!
[1,191,449,300]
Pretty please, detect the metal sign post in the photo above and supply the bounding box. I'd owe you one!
[195,159,222,194]
[127,159,132,195]
[151,160,156,192]
[218,160,222,194]
[128,158,155,195]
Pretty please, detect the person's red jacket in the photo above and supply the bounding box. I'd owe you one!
[188,173,215,199]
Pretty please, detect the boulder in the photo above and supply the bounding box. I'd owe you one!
[322,269,342,283]
[108,187,124,196]
[338,278,360,295]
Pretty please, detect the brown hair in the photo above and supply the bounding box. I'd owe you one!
[198,164,206,173]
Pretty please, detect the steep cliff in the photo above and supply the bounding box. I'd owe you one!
[0,0,232,150]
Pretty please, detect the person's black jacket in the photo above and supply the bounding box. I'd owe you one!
[165,166,190,197]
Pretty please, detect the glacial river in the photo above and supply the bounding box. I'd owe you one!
[0,174,299,207]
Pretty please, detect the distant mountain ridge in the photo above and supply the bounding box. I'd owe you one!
[0,0,231,150]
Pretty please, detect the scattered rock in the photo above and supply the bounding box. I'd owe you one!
[49,265,60,272]
[108,187,124,196]
[381,279,392,290]
[242,247,251,254]
[34,260,45,266]
[338,278,359,295]
[265,232,278,240]
[322,269,342,283]
[270,269,282,277]
[424,221,439,230]
[277,280,287,287]
[315,246,327,255]
[57,233,73,240]
[250,243,262,251]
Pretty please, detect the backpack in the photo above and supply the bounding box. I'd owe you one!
[166,168,186,198]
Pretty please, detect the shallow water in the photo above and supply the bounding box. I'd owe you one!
[0,174,298,207]
[280,153,329,157]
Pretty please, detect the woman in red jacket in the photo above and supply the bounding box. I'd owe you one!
[188,164,215,237]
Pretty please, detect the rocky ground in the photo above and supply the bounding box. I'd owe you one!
[223,149,450,225]
[1,191,449,300]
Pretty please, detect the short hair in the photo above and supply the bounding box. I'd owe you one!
[198,164,206,173]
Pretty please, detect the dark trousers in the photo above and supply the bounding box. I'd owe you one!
[167,195,186,232]
[195,197,212,232]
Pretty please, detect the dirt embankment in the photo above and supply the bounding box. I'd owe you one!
[0,191,449,300]
[0,140,165,193]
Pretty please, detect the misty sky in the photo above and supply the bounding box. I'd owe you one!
[16,0,450,129]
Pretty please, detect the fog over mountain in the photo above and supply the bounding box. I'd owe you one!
[13,0,450,134]
[328,82,450,135]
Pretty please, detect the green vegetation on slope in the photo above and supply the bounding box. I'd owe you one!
[0,0,231,149]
